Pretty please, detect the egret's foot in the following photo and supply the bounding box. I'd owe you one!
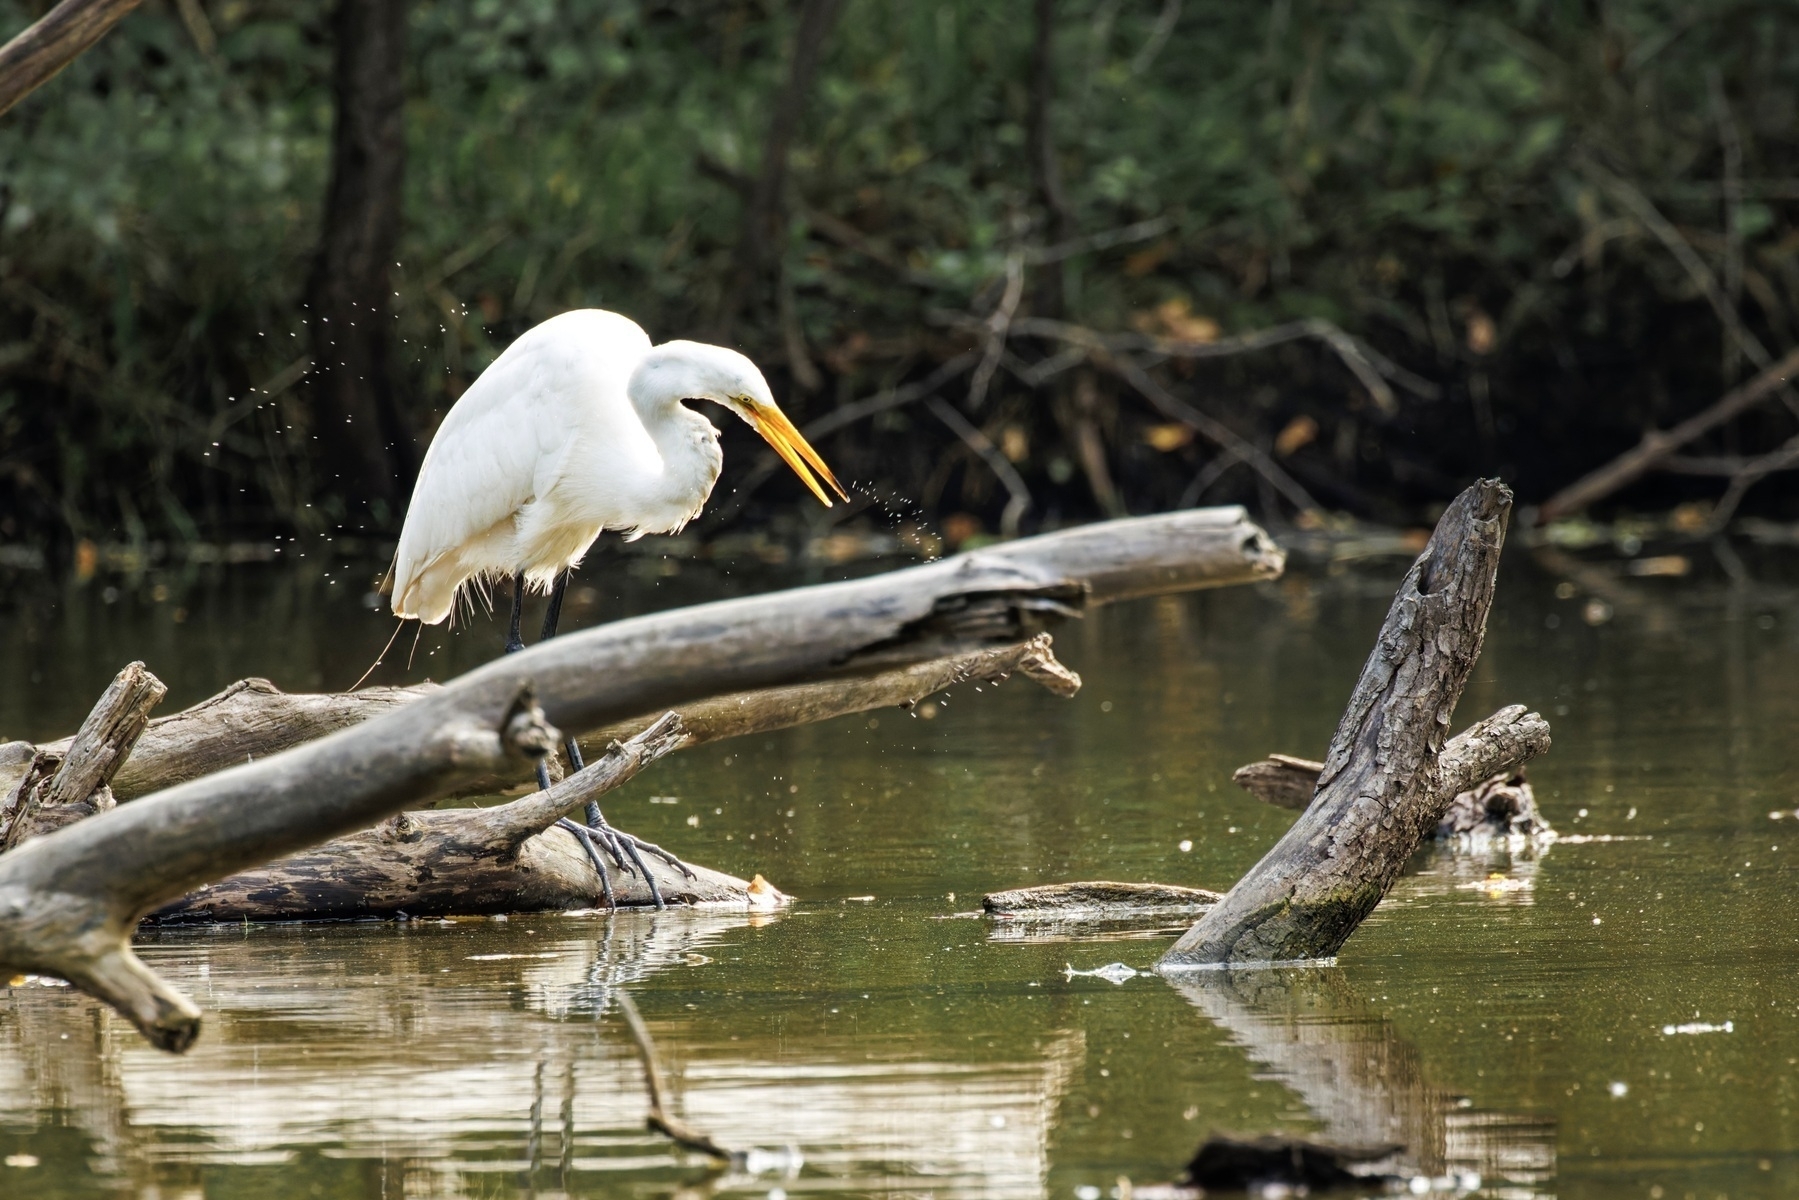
[606,829,698,881]
[560,820,617,910]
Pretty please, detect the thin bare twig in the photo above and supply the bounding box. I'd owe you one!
[1106,355,1321,516]
[1703,433,1799,534]
[926,396,1033,536]
[967,253,1025,412]
[1577,153,1799,414]
[1003,314,1437,408]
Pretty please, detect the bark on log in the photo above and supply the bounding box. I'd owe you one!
[1160,480,1550,968]
[57,633,1080,802]
[150,715,768,920]
[152,637,1076,921]
[1230,754,1324,812]
[1,663,166,849]
[984,880,1223,916]
[1234,752,1546,839]
[0,0,140,119]
[0,508,1272,1051]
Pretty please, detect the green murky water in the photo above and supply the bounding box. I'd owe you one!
[2,536,1797,1198]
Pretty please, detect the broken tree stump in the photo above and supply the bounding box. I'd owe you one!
[1,662,167,850]
[1160,480,1550,968]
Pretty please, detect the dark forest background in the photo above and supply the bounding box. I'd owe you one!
[2,0,1798,551]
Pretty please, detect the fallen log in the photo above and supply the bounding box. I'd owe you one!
[1233,753,1549,840]
[1161,480,1550,968]
[983,880,1223,917]
[0,507,1277,1051]
[155,637,1076,921]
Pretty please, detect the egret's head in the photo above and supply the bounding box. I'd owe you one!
[636,340,847,506]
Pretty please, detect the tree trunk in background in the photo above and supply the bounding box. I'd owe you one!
[1029,0,1071,314]
[723,0,843,336]
[304,0,413,521]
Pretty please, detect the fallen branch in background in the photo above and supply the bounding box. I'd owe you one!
[1535,346,1799,523]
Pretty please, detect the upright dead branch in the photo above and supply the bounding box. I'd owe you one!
[1161,480,1549,967]
[0,0,140,118]
[1,663,166,849]
[0,509,1278,1051]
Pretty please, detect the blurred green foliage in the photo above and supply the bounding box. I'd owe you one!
[1,0,1796,543]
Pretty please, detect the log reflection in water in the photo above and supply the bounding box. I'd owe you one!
[1166,967,1556,1192]
[0,916,1087,1196]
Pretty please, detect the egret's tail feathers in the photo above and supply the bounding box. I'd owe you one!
[391,558,462,626]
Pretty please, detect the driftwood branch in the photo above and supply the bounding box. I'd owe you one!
[1,662,166,849]
[1161,480,1550,968]
[153,637,1078,922]
[0,0,140,118]
[0,509,1276,1051]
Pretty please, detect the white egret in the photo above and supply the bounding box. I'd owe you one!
[387,307,846,905]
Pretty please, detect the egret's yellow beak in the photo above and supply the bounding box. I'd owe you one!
[746,401,849,507]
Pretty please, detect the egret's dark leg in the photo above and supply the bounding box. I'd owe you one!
[536,568,693,907]
[518,569,629,901]
[505,572,528,656]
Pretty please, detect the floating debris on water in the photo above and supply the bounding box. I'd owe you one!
[1065,962,1141,985]
[1456,873,1532,895]
[1662,1020,1733,1036]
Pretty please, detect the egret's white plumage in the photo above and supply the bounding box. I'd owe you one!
[390,308,842,625]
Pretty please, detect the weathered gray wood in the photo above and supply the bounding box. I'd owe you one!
[983,880,1224,916]
[0,509,1271,1052]
[68,634,1079,802]
[1230,754,1324,811]
[1235,751,1547,840]
[1,663,166,850]
[0,0,141,118]
[1161,481,1549,968]
[153,637,1074,921]
[150,715,770,920]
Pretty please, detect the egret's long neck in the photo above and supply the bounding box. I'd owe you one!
[626,345,724,497]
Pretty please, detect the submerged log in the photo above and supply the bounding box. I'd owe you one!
[983,881,1223,916]
[156,637,1075,921]
[1233,753,1549,840]
[1161,480,1550,968]
[0,508,1275,1051]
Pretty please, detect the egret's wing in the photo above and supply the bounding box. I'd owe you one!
[390,310,654,623]
[390,354,570,620]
